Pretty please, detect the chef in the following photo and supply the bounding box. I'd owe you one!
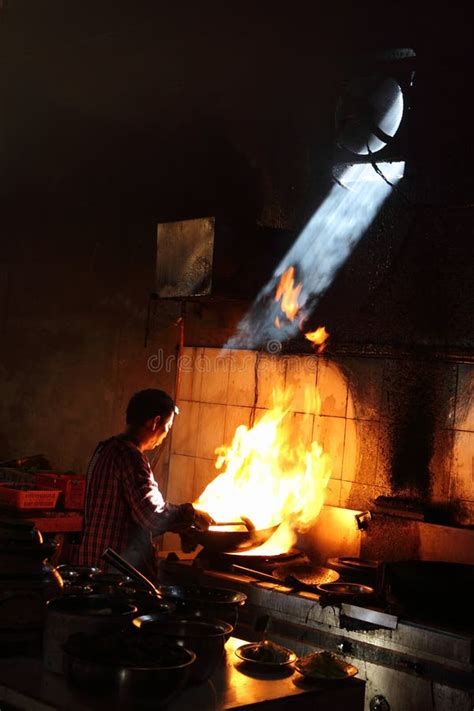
[77,388,213,576]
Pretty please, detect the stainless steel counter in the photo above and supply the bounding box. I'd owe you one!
[0,637,365,711]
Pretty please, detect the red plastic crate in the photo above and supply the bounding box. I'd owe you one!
[0,483,61,510]
[34,472,86,510]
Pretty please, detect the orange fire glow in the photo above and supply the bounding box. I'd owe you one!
[194,387,332,553]
[305,326,330,352]
[274,266,302,323]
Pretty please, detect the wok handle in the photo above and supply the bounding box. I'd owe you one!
[231,564,283,584]
[101,548,162,598]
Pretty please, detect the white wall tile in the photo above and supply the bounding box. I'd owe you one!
[170,401,200,456]
[313,415,345,480]
[193,457,221,501]
[178,347,203,402]
[455,364,474,431]
[256,354,286,408]
[195,403,226,459]
[285,411,314,450]
[223,405,252,447]
[341,417,358,482]
[324,478,341,507]
[284,355,318,413]
[317,359,348,417]
[199,348,230,404]
[227,349,256,407]
[166,454,195,504]
[450,430,474,501]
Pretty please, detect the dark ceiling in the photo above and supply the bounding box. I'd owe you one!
[2,1,473,221]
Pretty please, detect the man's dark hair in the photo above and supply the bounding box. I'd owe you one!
[126,389,177,427]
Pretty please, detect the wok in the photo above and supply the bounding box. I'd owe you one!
[191,519,280,553]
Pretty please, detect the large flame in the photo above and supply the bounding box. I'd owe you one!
[274,266,302,322]
[194,387,332,553]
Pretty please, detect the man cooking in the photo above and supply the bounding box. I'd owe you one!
[77,388,213,577]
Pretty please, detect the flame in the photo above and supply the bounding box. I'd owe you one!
[194,387,332,553]
[274,266,302,323]
[305,326,330,352]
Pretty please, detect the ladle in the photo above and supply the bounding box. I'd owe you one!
[101,548,163,598]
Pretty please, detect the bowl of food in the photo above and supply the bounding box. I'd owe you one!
[294,650,358,682]
[235,640,297,671]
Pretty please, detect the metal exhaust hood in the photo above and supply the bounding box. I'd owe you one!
[156,216,295,301]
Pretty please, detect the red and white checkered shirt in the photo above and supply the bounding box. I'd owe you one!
[77,436,194,576]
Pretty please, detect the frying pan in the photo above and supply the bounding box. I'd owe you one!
[101,548,163,598]
[233,563,339,591]
[190,518,281,553]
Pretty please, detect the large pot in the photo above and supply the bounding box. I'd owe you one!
[43,595,138,673]
[133,615,233,683]
[0,519,63,655]
[63,631,196,709]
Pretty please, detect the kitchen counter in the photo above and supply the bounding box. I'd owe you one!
[0,637,365,711]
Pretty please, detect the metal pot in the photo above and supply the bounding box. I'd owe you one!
[63,631,196,709]
[133,615,233,683]
[43,595,138,674]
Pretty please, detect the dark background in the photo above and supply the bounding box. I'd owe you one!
[0,1,473,482]
[1,0,473,351]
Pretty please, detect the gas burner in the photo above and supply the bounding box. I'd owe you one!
[196,547,306,573]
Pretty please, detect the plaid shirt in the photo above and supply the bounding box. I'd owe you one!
[77,436,194,576]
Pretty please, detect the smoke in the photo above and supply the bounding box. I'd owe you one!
[226,161,405,349]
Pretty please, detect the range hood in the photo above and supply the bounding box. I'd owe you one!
[156,217,295,301]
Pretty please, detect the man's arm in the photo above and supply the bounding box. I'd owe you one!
[119,448,195,534]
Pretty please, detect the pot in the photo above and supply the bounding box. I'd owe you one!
[63,631,195,709]
[0,519,63,655]
[43,595,138,674]
[133,615,233,683]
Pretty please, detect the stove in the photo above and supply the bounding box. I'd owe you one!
[157,550,474,711]
[197,547,306,573]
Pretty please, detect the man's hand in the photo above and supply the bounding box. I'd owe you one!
[193,509,215,532]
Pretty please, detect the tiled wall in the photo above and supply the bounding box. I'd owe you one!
[163,347,474,547]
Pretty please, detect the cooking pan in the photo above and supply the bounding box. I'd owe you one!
[101,549,163,598]
[189,518,281,553]
[233,563,339,591]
